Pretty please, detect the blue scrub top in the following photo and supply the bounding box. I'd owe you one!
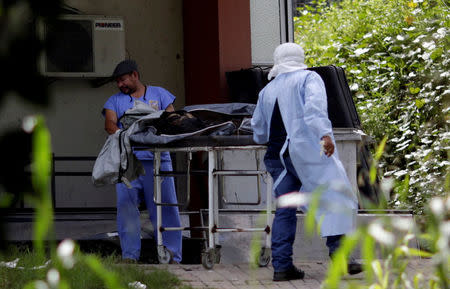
[103,85,175,161]
[265,100,287,161]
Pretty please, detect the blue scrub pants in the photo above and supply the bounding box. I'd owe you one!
[116,160,182,262]
[264,155,342,272]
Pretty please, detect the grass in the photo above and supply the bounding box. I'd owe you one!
[0,245,192,289]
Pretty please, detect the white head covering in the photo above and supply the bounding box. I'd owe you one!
[268,42,307,80]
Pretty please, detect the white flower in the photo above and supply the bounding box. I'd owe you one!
[350,69,362,74]
[408,72,416,77]
[332,42,343,49]
[368,222,396,246]
[413,35,426,43]
[277,192,310,208]
[396,35,405,41]
[399,245,410,254]
[57,239,75,269]
[422,41,436,50]
[363,32,373,39]
[440,221,450,238]
[129,281,147,289]
[57,239,75,258]
[433,27,446,39]
[47,269,60,288]
[430,197,444,216]
[380,177,394,198]
[34,281,50,289]
[350,83,359,91]
[408,48,422,57]
[421,52,431,60]
[354,48,370,56]
[421,138,432,144]
[22,116,37,133]
[404,233,415,242]
[383,37,392,42]
[392,218,414,231]
[394,170,408,177]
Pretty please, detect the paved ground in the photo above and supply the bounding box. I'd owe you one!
[144,258,434,289]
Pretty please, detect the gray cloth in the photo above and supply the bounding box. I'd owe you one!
[184,103,255,116]
[93,103,256,186]
[92,109,163,187]
[91,130,143,187]
[119,99,158,129]
[130,121,237,145]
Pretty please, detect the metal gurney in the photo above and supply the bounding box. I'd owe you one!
[138,135,273,269]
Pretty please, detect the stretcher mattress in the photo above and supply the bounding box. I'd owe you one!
[132,135,257,148]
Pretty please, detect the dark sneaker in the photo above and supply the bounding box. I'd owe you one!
[348,262,363,275]
[346,257,363,275]
[273,266,305,281]
[121,258,137,264]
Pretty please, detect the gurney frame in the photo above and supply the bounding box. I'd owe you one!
[150,145,272,269]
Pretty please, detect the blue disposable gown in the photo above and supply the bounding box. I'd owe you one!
[251,69,358,237]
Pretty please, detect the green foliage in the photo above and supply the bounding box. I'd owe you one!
[0,246,46,289]
[305,186,325,236]
[0,247,186,289]
[1,2,190,288]
[28,117,54,260]
[294,0,449,214]
[323,231,361,289]
[1,116,190,289]
[318,196,449,289]
[305,139,449,289]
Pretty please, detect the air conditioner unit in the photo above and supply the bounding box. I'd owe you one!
[38,15,125,77]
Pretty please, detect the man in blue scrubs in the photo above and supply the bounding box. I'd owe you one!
[103,60,182,263]
[252,43,362,281]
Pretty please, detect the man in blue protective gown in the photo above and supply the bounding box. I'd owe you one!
[251,43,362,281]
[103,60,182,263]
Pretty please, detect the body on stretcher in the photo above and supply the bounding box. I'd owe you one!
[135,135,273,269]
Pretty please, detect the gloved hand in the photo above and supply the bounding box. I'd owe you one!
[320,135,335,157]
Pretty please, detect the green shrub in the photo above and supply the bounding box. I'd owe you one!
[295,0,449,214]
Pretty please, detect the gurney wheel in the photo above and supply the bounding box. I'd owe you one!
[157,245,173,264]
[201,248,216,270]
[258,247,271,267]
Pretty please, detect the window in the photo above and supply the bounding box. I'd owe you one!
[250,0,294,65]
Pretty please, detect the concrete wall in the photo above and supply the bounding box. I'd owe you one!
[0,0,184,157]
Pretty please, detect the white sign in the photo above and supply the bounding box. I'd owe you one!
[94,19,124,31]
